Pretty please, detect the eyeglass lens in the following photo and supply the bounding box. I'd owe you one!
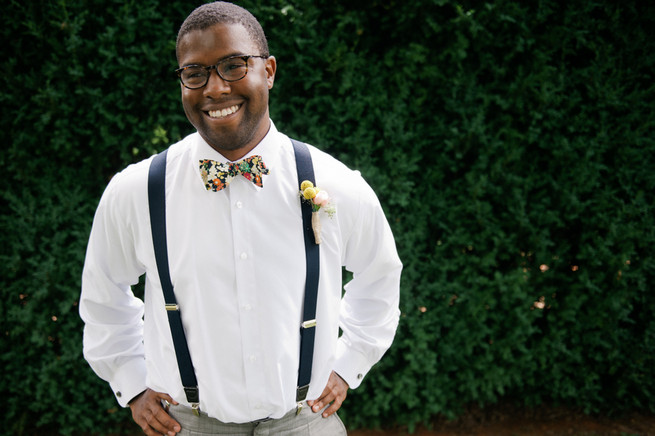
[181,57,249,88]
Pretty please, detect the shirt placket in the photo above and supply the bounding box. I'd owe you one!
[227,180,267,415]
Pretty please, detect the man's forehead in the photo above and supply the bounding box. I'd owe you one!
[178,23,257,62]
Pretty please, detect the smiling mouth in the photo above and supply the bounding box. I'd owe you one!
[207,104,241,119]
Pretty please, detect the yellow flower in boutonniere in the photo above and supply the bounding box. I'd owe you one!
[300,180,335,244]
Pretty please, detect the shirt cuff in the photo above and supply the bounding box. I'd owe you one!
[108,358,148,407]
[333,341,371,389]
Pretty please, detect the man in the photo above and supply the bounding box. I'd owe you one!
[80,2,401,435]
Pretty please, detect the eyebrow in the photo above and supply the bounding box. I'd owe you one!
[181,53,250,68]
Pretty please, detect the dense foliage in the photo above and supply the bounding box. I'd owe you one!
[2,0,653,434]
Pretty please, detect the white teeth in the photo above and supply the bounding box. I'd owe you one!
[208,105,240,119]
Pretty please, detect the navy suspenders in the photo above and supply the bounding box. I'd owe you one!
[291,139,320,412]
[148,148,200,413]
[147,139,319,415]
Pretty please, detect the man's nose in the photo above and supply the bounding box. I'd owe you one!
[203,68,231,96]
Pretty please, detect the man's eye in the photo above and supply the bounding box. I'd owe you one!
[184,68,206,78]
[224,61,246,70]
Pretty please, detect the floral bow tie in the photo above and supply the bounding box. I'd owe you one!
[199,155,270,192]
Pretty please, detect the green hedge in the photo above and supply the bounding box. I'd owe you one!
[2,0,654,434]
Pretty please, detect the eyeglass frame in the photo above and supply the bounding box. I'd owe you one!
[175,55,269,89]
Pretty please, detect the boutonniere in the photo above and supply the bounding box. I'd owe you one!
[300,180,335,244]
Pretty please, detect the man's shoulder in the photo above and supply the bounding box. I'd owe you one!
[273,129,379,205]
[297,140,379,205]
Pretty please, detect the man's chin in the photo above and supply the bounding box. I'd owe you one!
[200,132,257,160]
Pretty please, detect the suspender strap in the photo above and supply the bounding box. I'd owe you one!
[147,149,200,414]
[290,139,320,407]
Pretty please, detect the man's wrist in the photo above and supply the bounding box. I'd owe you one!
[334,371,350,388]
[128,389,146,406]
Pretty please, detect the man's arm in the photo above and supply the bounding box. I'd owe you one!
[334,179,402,389]
[79,172,152,407]
[313,176,402,416]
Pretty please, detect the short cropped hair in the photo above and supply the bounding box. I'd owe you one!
[176,2,269,61]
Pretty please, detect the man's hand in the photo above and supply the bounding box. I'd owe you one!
[307,371,349,418]
[128,388,181,436]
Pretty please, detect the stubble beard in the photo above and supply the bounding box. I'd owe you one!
[191,100,270,158]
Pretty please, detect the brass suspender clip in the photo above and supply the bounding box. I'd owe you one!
[296,384,310,415]
[297,320,315,414]
[165,304,179,311]
[184,387,200,416]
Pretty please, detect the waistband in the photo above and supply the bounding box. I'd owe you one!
[164,400,305,429]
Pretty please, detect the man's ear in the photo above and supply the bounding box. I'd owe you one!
[265,56,277,89]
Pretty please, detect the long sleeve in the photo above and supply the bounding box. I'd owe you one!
[79,169,149,406]
[333,177,402,389]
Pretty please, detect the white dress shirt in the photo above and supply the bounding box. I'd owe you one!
[80,122,402,423]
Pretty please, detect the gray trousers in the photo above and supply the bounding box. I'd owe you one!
[167,403,347,436]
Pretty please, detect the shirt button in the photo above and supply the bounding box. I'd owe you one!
[249,355,257,362]
[243,304,252,311]
[240,252,248,260]
[236,200,243,208]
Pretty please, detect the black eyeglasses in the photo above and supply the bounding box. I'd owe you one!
[175,55,268,89]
